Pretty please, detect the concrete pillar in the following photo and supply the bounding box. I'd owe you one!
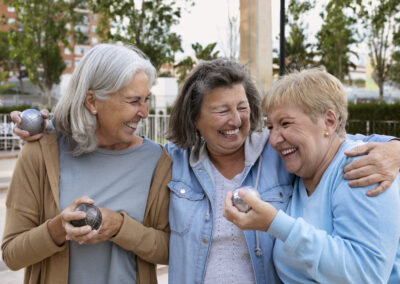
[240,0,272,95]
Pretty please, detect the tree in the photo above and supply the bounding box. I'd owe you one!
[90,0,194,70]
[316,0,361,81]
[175,42,220,84]
[0,72,15,94]
[3,0,81,107]
[388,25,400,87]
[362,0,400,100]
[285,0,316,72]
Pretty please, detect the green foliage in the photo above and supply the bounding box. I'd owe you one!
[347,102,400,136]
[0,30,10,71]
[3,0,83,106]
[0,72,15,94]
[191,42,220,61]
[388,21,400,87]
[316,0,360,80]
[285,0,316,72]
[175,42,219,84]
[361,0,400,100]
[0,104,36,114]
[90,0,194,70]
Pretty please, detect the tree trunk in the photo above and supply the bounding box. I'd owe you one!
[378,81,384,102]
[44,86,52,108]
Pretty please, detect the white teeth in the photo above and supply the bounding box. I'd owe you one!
[124,122,137,129]
[281,148,297,155]
[221,129,239,135]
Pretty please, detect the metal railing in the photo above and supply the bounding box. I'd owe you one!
[0,113,398,150]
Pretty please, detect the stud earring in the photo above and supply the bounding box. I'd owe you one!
[92,110,97,115]
[324,131,329,137]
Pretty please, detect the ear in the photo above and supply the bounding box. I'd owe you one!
[323,109,338,135]
[84,90,97,115]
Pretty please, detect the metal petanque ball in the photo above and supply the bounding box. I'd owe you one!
[232,186,260,213]
[71,204,102,230]
[18,109,45,135]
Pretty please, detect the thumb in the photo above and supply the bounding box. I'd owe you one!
[344,143,375,157]
[238,189,261,209]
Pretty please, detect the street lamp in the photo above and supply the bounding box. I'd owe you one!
[279,0,285,76]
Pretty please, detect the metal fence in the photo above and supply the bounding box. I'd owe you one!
[0,113,398,150]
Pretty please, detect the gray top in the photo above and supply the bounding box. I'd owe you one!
[58,134,162,284]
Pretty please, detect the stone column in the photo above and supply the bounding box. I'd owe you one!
[240,0,272,95]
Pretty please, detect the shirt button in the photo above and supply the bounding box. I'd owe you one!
[279,192,283,198]
[202,238,208,244]
[180,189,186,194]
[198,168,203,172]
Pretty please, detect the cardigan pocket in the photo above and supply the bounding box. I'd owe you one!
[168,181,205,235]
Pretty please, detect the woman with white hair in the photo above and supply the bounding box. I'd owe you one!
[224,69,400,283]
[1,44,171,284]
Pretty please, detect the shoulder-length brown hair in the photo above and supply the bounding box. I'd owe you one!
[167,59,262,149]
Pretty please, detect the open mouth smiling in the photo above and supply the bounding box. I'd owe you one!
[219,128,240,136]
[281,147,297,156]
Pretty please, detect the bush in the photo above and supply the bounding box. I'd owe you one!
[347,102,400,136]
[0,104,38,114]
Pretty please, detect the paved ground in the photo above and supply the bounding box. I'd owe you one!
[0,151,168,283]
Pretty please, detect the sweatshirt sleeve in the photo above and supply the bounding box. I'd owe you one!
[346,133,395,142]
[268,177,400,283]
[1,143,65,271]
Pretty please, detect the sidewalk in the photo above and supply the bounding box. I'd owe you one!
[0,152,168,283]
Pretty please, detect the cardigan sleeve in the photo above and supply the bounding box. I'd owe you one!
[110,148,171,265]
[1,142,65,271]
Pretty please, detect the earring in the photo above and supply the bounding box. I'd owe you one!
[92,110,97,115]
[324,131,329,137]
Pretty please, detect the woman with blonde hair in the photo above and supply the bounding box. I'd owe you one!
[224,69,400,283]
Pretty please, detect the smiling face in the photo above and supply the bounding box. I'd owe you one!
[195,84,251,158]
[266,103,331,181]
[87,71,151,150]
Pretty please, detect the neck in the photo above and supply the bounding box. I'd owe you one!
[303,137,344,195]
[97,135,143,150]
[208,146,245,180]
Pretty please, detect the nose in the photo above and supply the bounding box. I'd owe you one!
[137,102,149,118]
[230,109,242,126]
[269,128,284,148]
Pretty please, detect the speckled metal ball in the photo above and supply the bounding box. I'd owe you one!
[71,204,102,230]
[19,109,45,135]
[232,186,260,213]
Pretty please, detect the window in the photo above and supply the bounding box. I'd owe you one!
[65,60,71,67]
[7,6,15,12]
[92,25,97,33]
[64,48,71,55]
[7,18,15,24]
[91,37,98,44]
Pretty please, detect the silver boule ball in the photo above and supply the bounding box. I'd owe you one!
[232,186,260,213]
[19,109,45,135]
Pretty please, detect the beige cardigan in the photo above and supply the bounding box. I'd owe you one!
[1,132,171,284]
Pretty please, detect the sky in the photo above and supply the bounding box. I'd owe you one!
[173,0,325,60]
[173,0,369,61]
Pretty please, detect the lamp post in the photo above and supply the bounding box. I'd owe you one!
[279,0,285,76]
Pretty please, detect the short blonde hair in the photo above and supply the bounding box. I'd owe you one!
[262,69,348,137]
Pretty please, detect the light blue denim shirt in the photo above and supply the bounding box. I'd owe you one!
[166,130,293,284]
[165,130,394,284]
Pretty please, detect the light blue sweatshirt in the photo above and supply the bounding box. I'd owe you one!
[268,139,400,284]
